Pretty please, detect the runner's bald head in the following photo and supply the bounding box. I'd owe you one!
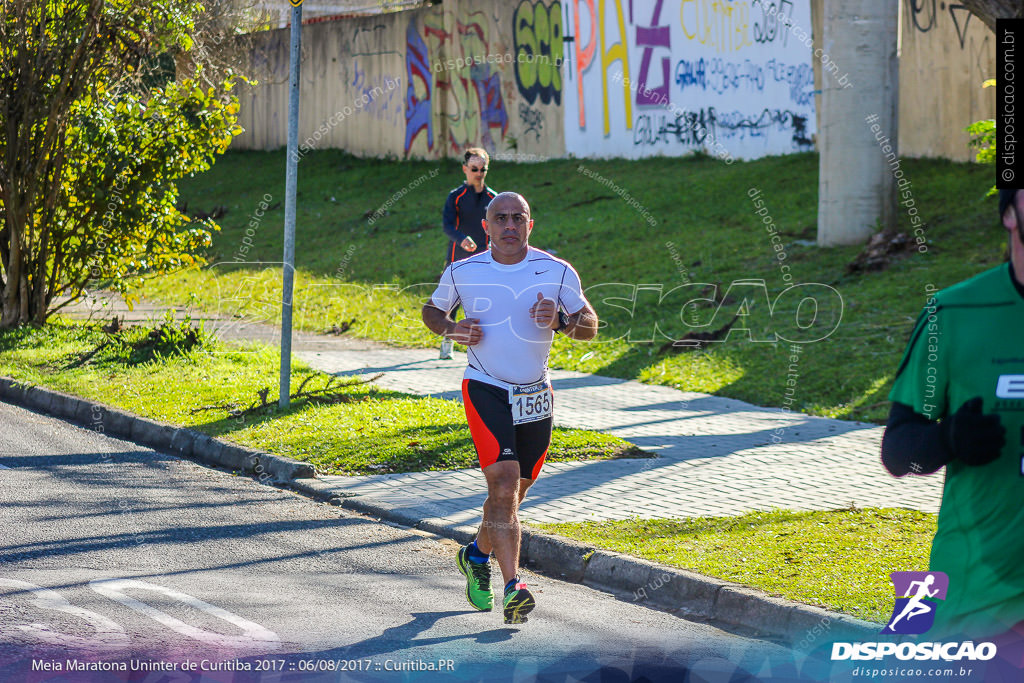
[486,192,530,220]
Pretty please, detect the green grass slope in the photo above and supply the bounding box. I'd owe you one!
[146,150,1000,423]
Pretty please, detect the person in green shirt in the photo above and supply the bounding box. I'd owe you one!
[882,188,1024,640]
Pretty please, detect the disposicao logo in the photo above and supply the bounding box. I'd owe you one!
[830,571,997,662]
[880,571,948,635]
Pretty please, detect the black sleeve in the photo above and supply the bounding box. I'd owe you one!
[880,401,954,477]
[442,191,463,243]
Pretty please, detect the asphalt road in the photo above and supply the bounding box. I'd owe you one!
[0,399,838,683]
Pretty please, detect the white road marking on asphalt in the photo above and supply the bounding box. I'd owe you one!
[89,578,280,649]
[0,579,129,649]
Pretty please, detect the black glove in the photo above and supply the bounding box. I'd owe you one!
[941,397,1006,467]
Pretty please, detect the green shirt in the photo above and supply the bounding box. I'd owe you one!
[889,263,1024,637]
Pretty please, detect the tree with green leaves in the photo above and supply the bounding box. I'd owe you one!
[0,0,244,328]
[960,2,1024,174]
[967,79,997,197]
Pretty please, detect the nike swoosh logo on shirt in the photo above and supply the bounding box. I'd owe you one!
[535,270,549,275]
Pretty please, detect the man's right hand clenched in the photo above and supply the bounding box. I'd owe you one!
[447,318,482,346]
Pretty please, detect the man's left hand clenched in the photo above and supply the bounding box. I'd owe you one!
[529,292,558,330]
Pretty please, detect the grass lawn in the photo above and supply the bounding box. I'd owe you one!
[141,150,1001,424]
[538,507,937,624]
[0,319,644,475]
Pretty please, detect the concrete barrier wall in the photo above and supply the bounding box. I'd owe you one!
[232,1,995,163]
[237,16,408,156]
[898,0,996,161]
[234,0,564,160]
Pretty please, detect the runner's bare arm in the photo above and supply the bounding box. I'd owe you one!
[562,302,598,341]
[422,303,482,345]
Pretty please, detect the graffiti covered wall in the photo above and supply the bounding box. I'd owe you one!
[402,0,567,159]
[236,16,408,156]
[234,1,564,160]
[898,0,995,162]
[562,0,817,160]
[233,2,994,163]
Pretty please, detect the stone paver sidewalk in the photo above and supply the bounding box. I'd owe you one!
[66,293,941,529]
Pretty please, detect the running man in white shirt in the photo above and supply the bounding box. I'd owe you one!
[421,192,598,624]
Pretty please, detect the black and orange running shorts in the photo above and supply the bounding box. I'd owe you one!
[461,379,552,480]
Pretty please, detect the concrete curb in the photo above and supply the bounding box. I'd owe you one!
[292,477,879,644]
[0,375,878,645]
[0,377,315,482]
[526,536,877,643]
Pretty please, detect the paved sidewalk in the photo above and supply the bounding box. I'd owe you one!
[66,293,942,529]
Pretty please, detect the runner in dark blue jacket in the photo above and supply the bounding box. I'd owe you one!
[439,147,496,358]
[443,147,497,266]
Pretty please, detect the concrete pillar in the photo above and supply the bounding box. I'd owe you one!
[817,1,899,247]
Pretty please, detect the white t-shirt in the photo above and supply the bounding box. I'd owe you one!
[429,247,589,388]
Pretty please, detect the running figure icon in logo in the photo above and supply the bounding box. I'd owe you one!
[881,571,949,635]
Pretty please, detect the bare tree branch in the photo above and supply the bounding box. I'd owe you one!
[959,0,1024,32]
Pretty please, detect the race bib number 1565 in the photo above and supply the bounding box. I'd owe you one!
[509,381,552,425]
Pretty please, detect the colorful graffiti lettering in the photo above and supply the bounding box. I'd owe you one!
[415,8,510,152]
[679,0,753,53]
[567,0,635,133]
[513,0,564,105]
[635,0,671,106]
[765,58,813,107]
[673,57,812,106]
[472,67,510,147]
[404,21,434,154]
[564,0,816,159]
[572,0,597,127]
[453,11,509,149]
[600,0,632,134]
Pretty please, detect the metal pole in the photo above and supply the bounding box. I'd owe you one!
[279,2,302,409]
